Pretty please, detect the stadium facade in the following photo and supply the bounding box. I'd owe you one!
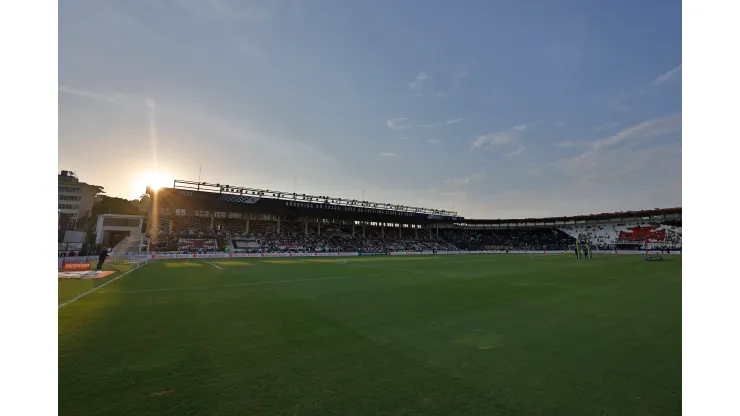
[143,179,682,254]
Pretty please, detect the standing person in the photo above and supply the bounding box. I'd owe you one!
[575,237,581,259]
[97,247,110,270]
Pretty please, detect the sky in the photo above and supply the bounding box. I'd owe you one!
[58,0,682,219]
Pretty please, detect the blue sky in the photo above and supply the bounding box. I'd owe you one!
[58,0,682,218]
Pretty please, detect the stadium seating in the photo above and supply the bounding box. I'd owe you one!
[559,223,682,249]
[177,238,218,252]
[145,217,681,254]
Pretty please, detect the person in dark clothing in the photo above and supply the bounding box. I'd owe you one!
[97,248,110,270]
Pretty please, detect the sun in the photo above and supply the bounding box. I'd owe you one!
[134,171,174,195]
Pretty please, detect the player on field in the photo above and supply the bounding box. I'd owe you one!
[97,247,110,270]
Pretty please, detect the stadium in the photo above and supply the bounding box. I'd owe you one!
[58,178,682,415]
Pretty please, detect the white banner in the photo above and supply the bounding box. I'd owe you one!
[60,249,680,267]
[193,253,230,259]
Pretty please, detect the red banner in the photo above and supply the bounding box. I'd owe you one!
[63,262,91,271]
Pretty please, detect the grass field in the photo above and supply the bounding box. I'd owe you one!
[58,254,681,416]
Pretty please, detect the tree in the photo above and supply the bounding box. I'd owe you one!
[92,195,143,216]
[82,196,145,236]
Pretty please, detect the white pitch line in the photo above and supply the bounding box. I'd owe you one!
[204,261,224,270]
[99,273,386,295]
[58,260,157,309]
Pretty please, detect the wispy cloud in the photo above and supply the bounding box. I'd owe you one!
[507,146,526,157]
[174,0,267,22]
[59,86,160,112]
[443,172,485,188]
[609,143,681,178]
[589,113,681,152]
[386,117,409,129]
[651,63,682,85]
[428,139,441,144]
[379,152,399,157]
[408,71,444,98]
[386,117,463,130]
[409,71,429,96]
[469,120,542,155]
[594,121,622,132]
[557,113,682,177]
[58,85,126,103]
[611,64,682,111]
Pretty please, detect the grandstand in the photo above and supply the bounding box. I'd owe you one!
[61,178,682,416]
[143,179,682,254]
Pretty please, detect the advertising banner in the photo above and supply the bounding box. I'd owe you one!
[58,270,115,279]
[193,253,230,259]
[63,262,91,271]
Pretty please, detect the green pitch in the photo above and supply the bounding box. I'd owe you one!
[58,254,681,416]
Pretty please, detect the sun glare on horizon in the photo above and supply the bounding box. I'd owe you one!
[132,171,174,198]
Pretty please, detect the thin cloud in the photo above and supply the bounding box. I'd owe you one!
[471,132,512,148]
[428,139,441,144]
[408,71,444,98]
[174,0,267,22]
[443,172,485,188]
[507,146,526,157]
[612,64,682,111]
[386,117,409,129]
[386,117,462,130]
[409,71,429,96]
[379,152,399,157]
[594,122,622,132]
[651,64,682,85]
[557,113,682,176]
[590,113,681,152]
[469,120,542,155]
[58,86,126,103]
[60,86,156,112]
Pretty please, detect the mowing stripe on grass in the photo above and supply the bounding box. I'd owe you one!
[204,261,224,270]
[58,260,157,309]
[99,272,386,295]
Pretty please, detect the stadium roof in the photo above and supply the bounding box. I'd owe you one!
[461,207,681,224]
[170,179,459,217]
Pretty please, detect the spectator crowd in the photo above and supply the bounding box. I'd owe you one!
[140,217,679,255]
